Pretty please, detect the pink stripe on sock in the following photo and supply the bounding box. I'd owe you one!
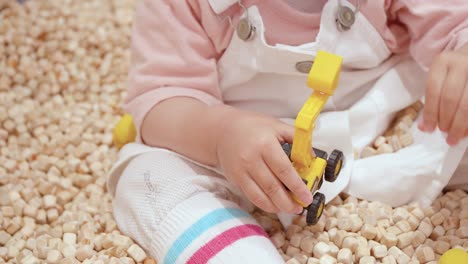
[186,224,268,264]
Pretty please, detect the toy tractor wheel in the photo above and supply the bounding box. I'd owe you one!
[325,150,344,182]
[306,192,325,225]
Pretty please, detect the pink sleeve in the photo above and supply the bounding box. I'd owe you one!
[388,0,468,69]
[123,0,233,135]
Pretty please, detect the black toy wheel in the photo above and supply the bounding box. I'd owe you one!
[325,149,344,182]
[306,192,326,225]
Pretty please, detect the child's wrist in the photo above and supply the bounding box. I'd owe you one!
[210,104,239,167]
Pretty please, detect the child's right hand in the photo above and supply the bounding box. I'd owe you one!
[216,111,313,214]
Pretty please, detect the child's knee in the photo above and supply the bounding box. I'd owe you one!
[113,152,203,225]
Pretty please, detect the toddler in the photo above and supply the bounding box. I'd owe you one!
[107,0,468,263]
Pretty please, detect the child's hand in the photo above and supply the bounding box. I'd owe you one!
[419,43,468,145]
[216,111,313,214]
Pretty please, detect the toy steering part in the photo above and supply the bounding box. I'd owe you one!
[284,50,345,225]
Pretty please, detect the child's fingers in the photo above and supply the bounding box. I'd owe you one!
[263,141,313,206]
[276,122,295,143]
[439,67,467,132]
[239,173,279,213]
[447,86,468,145]
[421,57,448,132]
[253,159,302,214]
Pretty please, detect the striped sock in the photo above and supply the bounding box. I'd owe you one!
[151,192,285,264]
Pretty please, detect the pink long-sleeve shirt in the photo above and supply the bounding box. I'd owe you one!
[124,0,468,139]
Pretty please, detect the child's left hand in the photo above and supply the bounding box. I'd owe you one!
[419,43,468,146]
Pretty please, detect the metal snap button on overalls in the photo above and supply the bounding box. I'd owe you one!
[336,6,355,31]
[237,18,255,41]
[295,61,313,74]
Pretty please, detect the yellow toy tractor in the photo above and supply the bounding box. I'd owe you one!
[281,50,345,225]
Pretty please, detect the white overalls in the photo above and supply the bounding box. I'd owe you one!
[109,1,468,263]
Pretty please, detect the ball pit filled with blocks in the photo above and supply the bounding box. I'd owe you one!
[0,1,467,264]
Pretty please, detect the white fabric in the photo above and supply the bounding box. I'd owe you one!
[446,149,468,190]
[348,123,468,206]
[108,0,468,230]
[113,151,283,263]
[207,0,238,14]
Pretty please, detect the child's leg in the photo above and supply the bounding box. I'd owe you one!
[113,151,284,264]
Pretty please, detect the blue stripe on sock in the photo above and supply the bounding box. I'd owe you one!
[163,207,250,264]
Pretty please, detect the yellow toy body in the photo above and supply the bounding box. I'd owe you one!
[113,113,137,149]
[286,50,344,225]
[439,248,468,264]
